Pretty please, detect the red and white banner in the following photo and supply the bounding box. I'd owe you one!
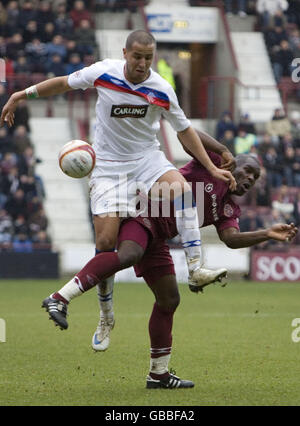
[251,250,300,282]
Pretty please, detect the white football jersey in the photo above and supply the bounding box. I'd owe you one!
[68,59,190,161]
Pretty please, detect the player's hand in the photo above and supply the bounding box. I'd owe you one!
[0,94,19,127]
[210,167,237,192]
[267,223,298,242]
[221,150,236,173]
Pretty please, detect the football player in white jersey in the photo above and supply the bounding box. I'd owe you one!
[1,30,235,347]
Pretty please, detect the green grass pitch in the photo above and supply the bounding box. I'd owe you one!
[1,278,300,406]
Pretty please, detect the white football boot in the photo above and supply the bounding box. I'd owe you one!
[188,258,227,293]
[92,315,115,351]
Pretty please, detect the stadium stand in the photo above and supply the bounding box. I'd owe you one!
[163,0,300,248]
[0,0,149,272]
[0,0,103,254]
[0,92,50,252]
[233,0,300,246]
[0,0,299,272]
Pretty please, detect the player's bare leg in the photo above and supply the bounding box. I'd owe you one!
[153,170,227,292]
[93,214,120,252]
[145,274,194,389]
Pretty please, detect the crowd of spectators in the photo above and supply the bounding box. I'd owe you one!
[191,1,300,89]
[221,0,300,88]
[155,1,300,250]
[254,0,300,86]
[0,0,151,253]
[0,0,99,88]
[219,0,300,245]
[203,1,300,91]
[1,0,299,251]
[217,107,300,245]
[0,96,51,252]
[0,0,99,252]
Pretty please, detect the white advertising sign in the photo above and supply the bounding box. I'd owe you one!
[145,7,219,43]
[251,251,300,282]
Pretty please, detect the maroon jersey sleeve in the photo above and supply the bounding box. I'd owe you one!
[214,199,241,233]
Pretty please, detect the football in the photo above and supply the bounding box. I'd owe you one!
[58,140,96,178]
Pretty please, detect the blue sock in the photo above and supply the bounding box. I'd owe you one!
[95,248,115,318]
[95,248,115,255]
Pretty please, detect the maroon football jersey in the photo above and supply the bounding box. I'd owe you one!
[133,151,241,241]
[180,152,241,232]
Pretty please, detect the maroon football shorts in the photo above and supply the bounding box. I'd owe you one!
[117,218,175,286]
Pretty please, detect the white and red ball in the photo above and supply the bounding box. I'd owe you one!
[58,140,96,178]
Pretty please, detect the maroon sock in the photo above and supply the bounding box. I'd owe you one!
[75,252,121,292]
[148,302,175,380]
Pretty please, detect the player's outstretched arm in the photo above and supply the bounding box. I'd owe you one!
[0,76,72,128]
[219,223,298,249]
[179,129,236,172]
[196,130,236,172]
[177,126,237,191]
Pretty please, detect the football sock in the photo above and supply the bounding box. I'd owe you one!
[95,249,115,321]
[148,302,174,379]
[53,277,83,303]
[149,355,171,380]
[53,252,121,302]
[76,252,120,292]
[174,191,202,272]
[97,276,115,321]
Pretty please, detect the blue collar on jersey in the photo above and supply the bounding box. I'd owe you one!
[94,73,170,110]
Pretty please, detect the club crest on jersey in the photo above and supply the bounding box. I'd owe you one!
[224,203,234,217]
[111,104,149,118]
[205,183,213,193]
[146,92,155,103]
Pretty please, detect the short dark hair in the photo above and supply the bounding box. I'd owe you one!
[235,153,260,167]
[125,30,156,50]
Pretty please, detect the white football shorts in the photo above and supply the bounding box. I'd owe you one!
[89,150,177,217]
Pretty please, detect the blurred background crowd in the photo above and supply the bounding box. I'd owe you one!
[216,106,300,247]
[0,0,149,253]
